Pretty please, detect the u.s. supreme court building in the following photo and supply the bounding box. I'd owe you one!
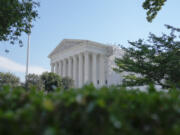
[48,39,124,88]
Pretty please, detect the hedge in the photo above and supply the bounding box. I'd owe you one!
[0,85,180,135]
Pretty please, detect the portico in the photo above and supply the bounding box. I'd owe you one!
[51,51,105,87]
[49,39,113,88]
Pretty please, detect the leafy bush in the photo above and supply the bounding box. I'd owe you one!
[0,72,20,88]
[0,85,180,135]
[61,77,74,90]
[25,74,44,90]
[40,72,62,92]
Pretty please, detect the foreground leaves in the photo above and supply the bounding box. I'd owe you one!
[0,85,180,135]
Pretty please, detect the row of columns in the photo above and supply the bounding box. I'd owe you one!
[51,52,106,88]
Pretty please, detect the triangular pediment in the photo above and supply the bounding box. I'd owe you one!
[48,39,112,58]
[48,39,82,58]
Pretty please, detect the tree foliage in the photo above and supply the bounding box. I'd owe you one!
[0,0,39,46]
[40,72,62,92]
[0,72,20,88]
[61,77,74,90]
[25,73,44,90]
[114,25,180,89]
[1,85,180,134]
[142,0,167,22]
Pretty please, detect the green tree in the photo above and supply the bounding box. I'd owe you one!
[142,0,167,22]
[0,72,20,88]
[114,25,180,89]
[25,73,44,90]
[0,0,39,46]
[61,77,74,90]
[40,72,62,92]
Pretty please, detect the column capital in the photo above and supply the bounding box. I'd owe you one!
[85,51,89,53]
[99,53,105,57]
[83,51,90,56]
[51,63,55,66]
[91,51,98,55]
[63,58,67,61]
[78,52,83,56]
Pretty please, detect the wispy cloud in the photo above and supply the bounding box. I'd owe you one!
[0,56,48,75]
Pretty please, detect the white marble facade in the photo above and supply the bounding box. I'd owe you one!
[48,39,123,88]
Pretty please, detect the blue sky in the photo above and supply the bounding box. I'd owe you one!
[0,0,180,81]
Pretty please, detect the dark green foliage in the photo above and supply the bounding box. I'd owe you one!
[25,73,44,90]
[114,25,180,89]
[40,72,62,92]
[0,72,20,88]
[142,0,167,22]
[25,73,74,91]
[61,77,74,90]
[0,0,39,46]
[0,85,180,135]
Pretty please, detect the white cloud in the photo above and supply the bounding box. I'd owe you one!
[0,56,49,75]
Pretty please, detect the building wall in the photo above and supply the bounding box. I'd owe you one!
[49,39,125,88]
[106,46,124,86]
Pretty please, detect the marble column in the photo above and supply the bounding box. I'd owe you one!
[92,53,97,87]
[63,59,66,77]
[55,62,59,74]
[73,56,77,87]
[99,54,105,86]
[59,61,62,76]
[78,53,83,87]
[84,52,89,84]
[68,57,72,78]
[51,63,55,73]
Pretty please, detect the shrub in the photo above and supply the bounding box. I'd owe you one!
[61,77,74,90]
[0,72,20,88]
[0,85,180,135]
[40,72,62,92]
[25,74,44,90]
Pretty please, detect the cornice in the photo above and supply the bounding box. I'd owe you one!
[48,39,112,58]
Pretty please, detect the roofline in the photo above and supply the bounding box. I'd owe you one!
[48,39,111,58]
